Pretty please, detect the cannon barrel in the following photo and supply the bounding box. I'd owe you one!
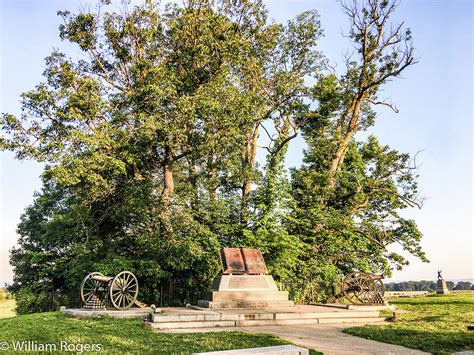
[89,275,113,283]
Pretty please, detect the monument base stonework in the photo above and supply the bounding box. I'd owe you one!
[198,274,293,309]
[436,279,449,294]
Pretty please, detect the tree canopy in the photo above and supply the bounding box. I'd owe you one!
[1,0,427,312]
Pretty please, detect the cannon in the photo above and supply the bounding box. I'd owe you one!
[80,271,144,310]
[325,272,386,305]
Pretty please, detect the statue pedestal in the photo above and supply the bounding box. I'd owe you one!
[198,274,293,309]
[436,279,449,294]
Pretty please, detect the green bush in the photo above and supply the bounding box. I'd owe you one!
[14,287,60,315]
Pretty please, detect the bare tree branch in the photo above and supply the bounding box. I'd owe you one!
[365,98,399,113]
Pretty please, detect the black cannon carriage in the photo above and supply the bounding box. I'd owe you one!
[325,272,386,305]
[80,271,144,310]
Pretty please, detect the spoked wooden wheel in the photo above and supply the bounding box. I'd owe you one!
[80,272,105,305]
[109,271,138,310]
[375,279,385,297]
[342,272,377,304]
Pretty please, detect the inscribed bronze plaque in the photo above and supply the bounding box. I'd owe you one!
[241,248,267,274]
[221,248,246,274]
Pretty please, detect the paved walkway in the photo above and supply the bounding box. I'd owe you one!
[239,324,428,355]
[158,323,428,354]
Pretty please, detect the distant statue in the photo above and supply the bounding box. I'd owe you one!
[436,270,449,294]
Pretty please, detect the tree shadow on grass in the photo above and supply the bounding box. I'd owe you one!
[392,298,474,307]
[414,315,444,322]
[344,325,474,354]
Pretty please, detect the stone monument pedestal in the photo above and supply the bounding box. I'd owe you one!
[198,274,293,309]
[198,248,293,309]
[436,279,449,294]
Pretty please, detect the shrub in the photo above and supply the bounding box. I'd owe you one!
[14,287,61,315]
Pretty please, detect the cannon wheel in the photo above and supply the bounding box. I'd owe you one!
[109,271,138,310]
[375,279,385,297]
[342,272,377,304]
[80,272,105,305]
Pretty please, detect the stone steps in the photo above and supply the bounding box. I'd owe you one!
[210,290,289,301]
[148,309,385,330]
[313,303,396,311]
[317,317,385,324]
[197,300,295,309]
[199,274,292,309]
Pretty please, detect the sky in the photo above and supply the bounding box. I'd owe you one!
[0,0,472,284]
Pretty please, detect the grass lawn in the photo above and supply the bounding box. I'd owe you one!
[345,293,474,354]
[0,311,320,354]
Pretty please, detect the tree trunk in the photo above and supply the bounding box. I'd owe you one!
[328,99,362,188]
[187,157,198,209]
[162,145,174,204]
[207,154,217,203]
[160,145,175,234]
[208,170,217,203]
[240,124,259,225]
[209,186,217,202]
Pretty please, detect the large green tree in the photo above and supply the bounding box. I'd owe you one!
[285,0,427,302]
[1,0,324,311]
[2,0,268,310]
[2,0,427,312]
